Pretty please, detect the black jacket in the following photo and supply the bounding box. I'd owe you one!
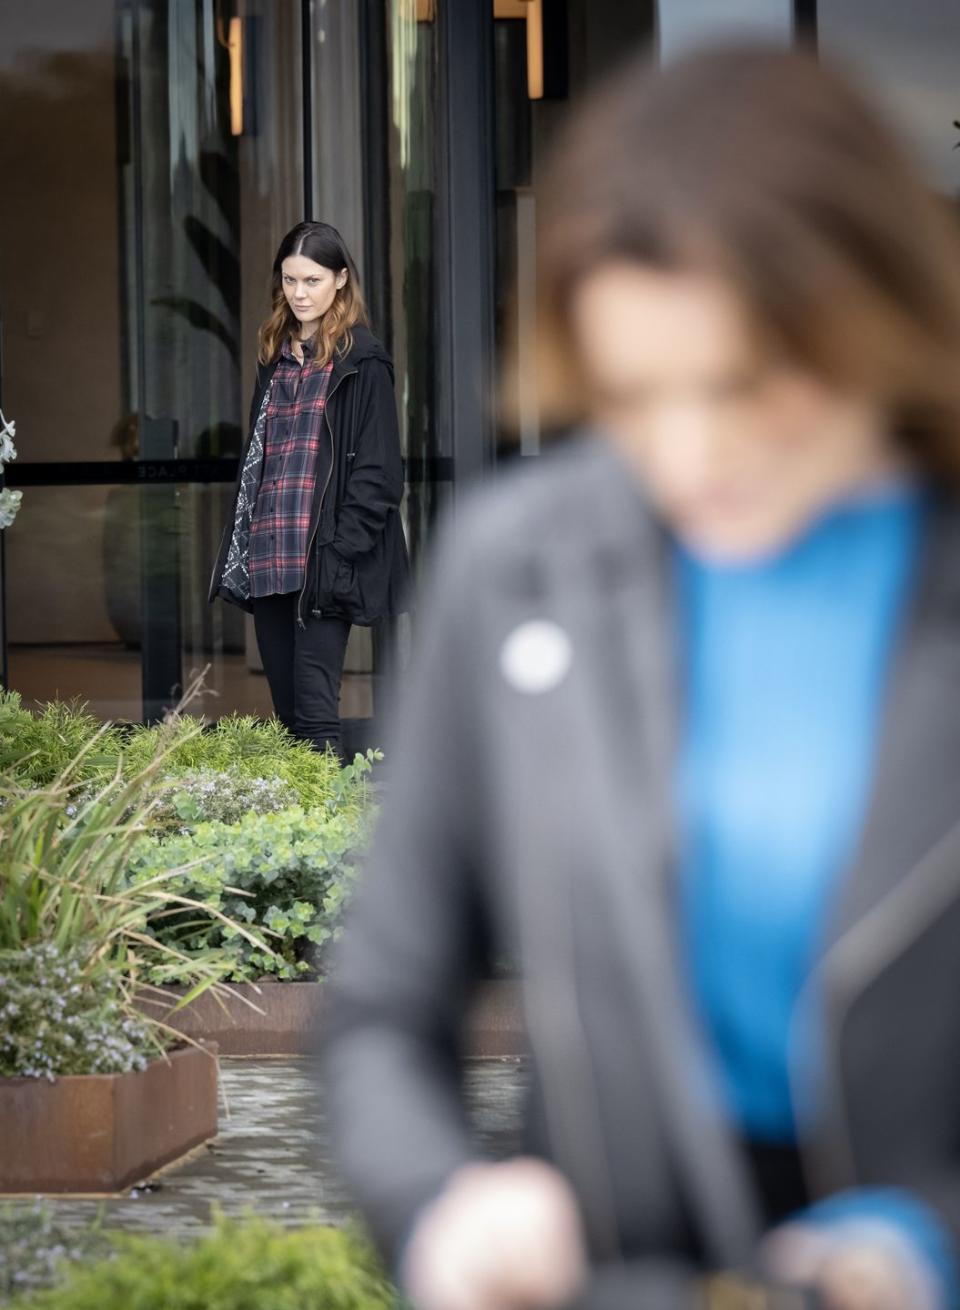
[324,438,960,1306]
[209,325,410,625]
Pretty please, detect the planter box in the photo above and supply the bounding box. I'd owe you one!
[147,980,524,1058]
[0,1042,218,1194]
[148,982,326,1057]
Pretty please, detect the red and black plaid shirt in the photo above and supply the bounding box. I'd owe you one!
[248,339,334,598]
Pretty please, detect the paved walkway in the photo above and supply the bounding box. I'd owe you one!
[43,1057,526,1236]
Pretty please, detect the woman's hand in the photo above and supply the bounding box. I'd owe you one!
[815,1243,928,1310]
[401,1157,588,1310]
[761,1223,940,1310]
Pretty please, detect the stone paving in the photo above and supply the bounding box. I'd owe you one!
[42,1057,527,1236]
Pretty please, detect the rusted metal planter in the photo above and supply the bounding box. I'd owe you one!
[147,982,326,1057]
[0,1042,218,1194]
[148,980,524,1057]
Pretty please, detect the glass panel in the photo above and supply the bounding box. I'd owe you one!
[0,3,124,466]
[0,1,308,722]
[817,0,960,194]
[6,485,149,720]
[491,1,654,462]
[386,0,443,570]
[5,479,370,725]
[656,0,791,60]
[308,3,378,724]
[124,0,304,719]
[125,0,304,462]
[493,13,537,462]
[0,3,133,715]
[310,4,366,271]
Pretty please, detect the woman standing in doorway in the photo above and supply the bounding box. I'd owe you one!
[210,221,409,759]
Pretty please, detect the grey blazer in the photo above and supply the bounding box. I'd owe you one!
[324,438,960,1304]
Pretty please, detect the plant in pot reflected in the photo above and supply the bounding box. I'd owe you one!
[153,147,243,389]
[0,408,22,531]
[102,411,242,650]
[103,413,148,650]
[102,413,242,651]
[105,139,244,648]
[148,149,245,652]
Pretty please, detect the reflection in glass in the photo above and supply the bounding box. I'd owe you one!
[387,0,441,569]
[817,0,960,194]
[0,2,335,722]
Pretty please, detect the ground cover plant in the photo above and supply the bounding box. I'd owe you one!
[9,1215,394,1310]
[127,760,377,981]
[0,694,123,791]
[0,692,363,823]
[117,714,350,814]
[0,720,275,1078]
[0,691,381,1072]
[141,767,298,836]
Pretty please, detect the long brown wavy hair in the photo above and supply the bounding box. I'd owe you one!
[520,44,960,484]
[258,221,369,367]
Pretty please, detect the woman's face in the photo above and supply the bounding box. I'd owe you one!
[281,254,346,332]
[569,264,900,562]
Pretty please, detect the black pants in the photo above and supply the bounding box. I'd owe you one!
[252,592,352,759]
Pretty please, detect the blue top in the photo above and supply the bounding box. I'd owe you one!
[675,486,960,1303]
[676,486,924,1140]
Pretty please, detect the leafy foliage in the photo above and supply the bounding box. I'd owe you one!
[0,720,274,1072]
[143,768,297,836]
[0,693,122,790]
[117,715,354,816]
[0,692,380,1067]
[0,693,367,825]
[127,804,371,981]
[13,1215,393,1310]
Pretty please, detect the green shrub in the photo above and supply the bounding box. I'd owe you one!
[127,805,369,981]
[13,1215,393,1310]
[0,1202,110,1303]
[0,692,374,824]
[0,692,121,790]
[0,722,275,1071]
[117,716,352,814]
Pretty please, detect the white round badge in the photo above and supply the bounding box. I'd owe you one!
[499,620,573,694]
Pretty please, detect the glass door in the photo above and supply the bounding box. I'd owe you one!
[0,0,303,722]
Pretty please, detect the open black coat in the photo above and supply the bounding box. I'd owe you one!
[209,325,410,626]
[324,437,960,1307]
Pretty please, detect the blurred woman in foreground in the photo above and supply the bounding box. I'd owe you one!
[325,45,960,1310]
